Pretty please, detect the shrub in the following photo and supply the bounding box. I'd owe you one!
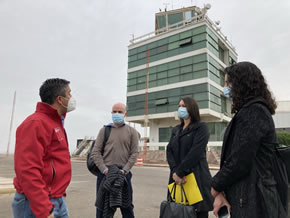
[277,132,290,146]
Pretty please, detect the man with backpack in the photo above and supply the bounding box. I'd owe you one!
[91,102,139,218]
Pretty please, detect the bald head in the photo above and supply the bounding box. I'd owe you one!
[112,102,126,114]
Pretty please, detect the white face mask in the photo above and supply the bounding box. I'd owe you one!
[61,97,76,112]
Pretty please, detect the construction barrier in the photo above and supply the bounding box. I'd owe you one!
[137,156,143,166]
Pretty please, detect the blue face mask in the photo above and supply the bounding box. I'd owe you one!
[223,87,231,99]
[178,107,189,120]
[112,113,124,124]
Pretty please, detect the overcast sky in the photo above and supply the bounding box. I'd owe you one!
[0,0,289,154]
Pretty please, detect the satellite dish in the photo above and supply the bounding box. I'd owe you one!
[205,4,211,9]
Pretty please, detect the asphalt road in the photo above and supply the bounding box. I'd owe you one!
[0,155,216,218]
[1,155,290,218]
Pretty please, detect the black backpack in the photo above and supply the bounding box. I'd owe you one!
[87,126,111,176]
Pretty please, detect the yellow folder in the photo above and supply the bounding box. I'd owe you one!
[168,173,203,205]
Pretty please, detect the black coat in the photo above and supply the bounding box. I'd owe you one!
[167,121,213,212]
[211,98,287,218]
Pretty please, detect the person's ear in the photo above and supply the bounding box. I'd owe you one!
[124,111,127,117]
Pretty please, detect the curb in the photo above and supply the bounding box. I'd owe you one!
[0,188,15,195]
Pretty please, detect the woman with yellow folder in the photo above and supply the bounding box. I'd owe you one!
[166,97,213,218]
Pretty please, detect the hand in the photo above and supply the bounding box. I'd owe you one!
[120,170,125,175]
[47,213,54,218]
[172,173,183,185]
[211,187,219,198]
[103,168,109,175]
[213,193,231,217]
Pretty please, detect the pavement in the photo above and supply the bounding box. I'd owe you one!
[0,156,220,196]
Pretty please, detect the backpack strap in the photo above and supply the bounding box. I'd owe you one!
[101,126,111,155]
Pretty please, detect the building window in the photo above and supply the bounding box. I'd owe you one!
[159,127,173,142]
[207,122,227,141]
[179,37,192,46]
[155,98,168,106]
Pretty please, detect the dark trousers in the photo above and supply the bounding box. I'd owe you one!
[96,172,134,218]
[196,211,208,218]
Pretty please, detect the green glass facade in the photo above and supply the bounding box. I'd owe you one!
[127,18,237,143]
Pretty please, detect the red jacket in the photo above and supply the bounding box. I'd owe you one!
[13,102,72,218]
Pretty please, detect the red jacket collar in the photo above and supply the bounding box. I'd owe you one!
[35,102,66,118]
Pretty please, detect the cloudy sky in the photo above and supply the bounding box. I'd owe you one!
[0,0,289,154]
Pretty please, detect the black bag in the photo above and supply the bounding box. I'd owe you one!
[160,184,197,218]
[276,146,290,183]
[87,126,111,176]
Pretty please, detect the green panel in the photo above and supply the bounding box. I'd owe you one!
[159,127,173,142]
[135,94,145,102]
[209,72,220,85]
[137,45,147,53]
[168,41,179,50]
[157,78,167,86]
[210,93,221,105]
[192,70,208,79]
[157,64,168,72]
[137,52,146,59]
[128,78,136,86]
[157,71,167,79]
[127,85,136,92]
[135,108,145,115]
[192,33,207,43]
[149,81,157,88]
[128,55,137,62]
[157,15,166,29]
[229,51,237,62]
[168,104,178,112]
[180,65,192,74]
[192,41,207,51]
[136,102,145,109]
[147,41,158,49]
[198,101,209,109]
[168,96,179,104]
[128,48,137,56]
[207,35,219,50]
[137,76,146,84]
[181,73,193,81]
[149,66,157,74]
[209,63,220,77]
[168,12,183,25]
[208,122,227,141]
[210,85,221,97]
[192,25,207,35]
[167,49,179,57]
[128,71,137,79]
[168,76,180,84]
[210,102,221,113]
[168,34,180,43]
[168,60,180,69]
[127,96,135,103]
[168,68,179,77]
[157,38,168,46]
[206,28,218,42]
[193,92,209,101]
[157,45,168,53]
[137,69,146,77]
[180,30,192,39]
[193,62,208,71]
[136,83,145,90]
[156,90,168,98]
[193,53,207,63]
[220,70,225,86]
[156,105,168,113]
[180,57,193,66]
[149,73,156,81]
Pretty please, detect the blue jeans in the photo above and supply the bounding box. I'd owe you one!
[12,192,69,218]
[96,172,134,218]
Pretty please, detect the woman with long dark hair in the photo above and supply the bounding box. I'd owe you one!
[211,62,287,218]
[166,97,213,218]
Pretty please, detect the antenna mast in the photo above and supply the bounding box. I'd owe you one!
[7,91,16,156]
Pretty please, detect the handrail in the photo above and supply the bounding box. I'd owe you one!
[129,14,236,53]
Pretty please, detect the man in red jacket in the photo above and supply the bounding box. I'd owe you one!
[12,78,76,218]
